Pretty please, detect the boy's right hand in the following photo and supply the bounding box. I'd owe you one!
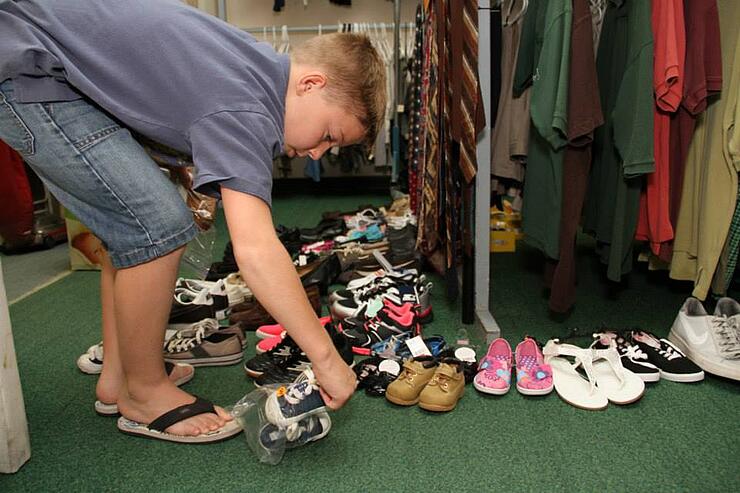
[312,353,357,410]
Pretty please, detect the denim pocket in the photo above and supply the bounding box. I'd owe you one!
[0,90,36,156]
[40,98,121,153]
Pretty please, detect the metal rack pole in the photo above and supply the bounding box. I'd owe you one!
[217,0,226,20]
[475,0,502,341]
[391,0,401,184]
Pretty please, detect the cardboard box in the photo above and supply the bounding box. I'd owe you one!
[64,209,102,270]
[490,230,517,253]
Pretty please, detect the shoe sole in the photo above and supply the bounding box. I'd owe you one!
[117,417,242,444]
[385,394,420,406]
[94,369,195,417]
[635,371,661,383]
[515,385,553,396]
[164,353,242,367]
[473,380,509,395]
[666,331,716,381]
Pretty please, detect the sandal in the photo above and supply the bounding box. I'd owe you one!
[117,397,242,443]
[590,342,645,405]
[543,340,608,411]
[94,362,195,416]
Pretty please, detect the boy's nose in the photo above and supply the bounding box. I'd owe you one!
[308,142,332,160]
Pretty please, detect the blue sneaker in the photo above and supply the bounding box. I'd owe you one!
[264,369,326,427]
[258,411,331,453]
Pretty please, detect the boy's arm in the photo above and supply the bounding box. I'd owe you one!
[220,187,356,409]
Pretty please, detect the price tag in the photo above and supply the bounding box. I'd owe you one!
[405,335,432,358]
[298,254,307,266]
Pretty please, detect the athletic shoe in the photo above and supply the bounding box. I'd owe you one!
[667,297,740,381]
[76,342,104,375]
[254,331,354,386]
[341,307,422,354]
[177,275,251,307]
[256,334,284,354]
[168,286,228,330]
[473,338,512,395]
[163,318,243,367]
[258,411,331,453]
[329,271,421,303]
[244,335,301,378]
[331,281,432,321]
[255,315,333,340]
[592,331,660,383]
[515,337,554,394]
[264,369,327,428]
[632,330,704,382]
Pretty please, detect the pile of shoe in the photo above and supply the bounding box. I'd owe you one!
[243,321,354,386]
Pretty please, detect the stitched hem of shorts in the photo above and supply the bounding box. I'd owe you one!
[108,221,199,269]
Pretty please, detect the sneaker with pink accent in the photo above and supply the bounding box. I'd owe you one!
[256,315,333,340]
[515,337,553,396]
[256,334,284,354]
[473,338,512,395]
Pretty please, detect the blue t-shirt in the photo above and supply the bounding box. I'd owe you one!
[0,0,290,205]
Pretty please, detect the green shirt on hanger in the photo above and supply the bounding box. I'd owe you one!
[583,0,654,281]
[521,0,572,260]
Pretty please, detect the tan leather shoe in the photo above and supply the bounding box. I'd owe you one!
[418,359,465,412]
[385,356,438,406]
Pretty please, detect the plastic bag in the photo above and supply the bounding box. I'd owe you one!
[232,374,331,465]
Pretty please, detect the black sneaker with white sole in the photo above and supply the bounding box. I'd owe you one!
[631,331,704,382]
[592,331,661,383]
[254,331,355,386]
[244,336,301,378]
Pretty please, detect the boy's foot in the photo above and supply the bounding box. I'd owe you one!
[95,361,195,408]
[117,385,240,443]
[95,362,195,416]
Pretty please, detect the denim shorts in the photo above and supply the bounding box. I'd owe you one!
[0,79,197,268]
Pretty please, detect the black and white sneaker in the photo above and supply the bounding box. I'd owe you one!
[244,336,301,378]
[254,330,355,386]
[631,331,705,383]
[168,286,229,330]
[258,411,331,453]
[592,332,660,383]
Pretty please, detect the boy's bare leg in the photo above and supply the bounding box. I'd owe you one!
[95,251,192,406]
[115,246,231,436]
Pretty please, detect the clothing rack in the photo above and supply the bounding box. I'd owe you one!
[473,0,501,340]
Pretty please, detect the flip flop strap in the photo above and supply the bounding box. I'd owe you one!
[148,397,216,432]
[592,347,626,385]
[164,361,175,375]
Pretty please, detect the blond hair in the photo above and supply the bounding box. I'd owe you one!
[291,33,387,150]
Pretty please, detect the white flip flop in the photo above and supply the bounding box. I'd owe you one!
[591,345,645,405]
[543,341,609,411]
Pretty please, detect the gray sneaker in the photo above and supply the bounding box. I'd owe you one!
[667,297,740,381]
[164,318,243,367]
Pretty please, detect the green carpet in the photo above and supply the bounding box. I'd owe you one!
[2,192,739,492]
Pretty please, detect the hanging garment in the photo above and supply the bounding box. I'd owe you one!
[670,0,739,300]
[635,0,685,255]
[520,0,572,260]
[582,0,654,282]
[545,0,604,314]
[490,0,531,182]
[489,6,502,129]
[658,0,722,263]
[716,180,740,294]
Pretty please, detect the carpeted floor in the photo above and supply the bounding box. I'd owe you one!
[1,192,738,492]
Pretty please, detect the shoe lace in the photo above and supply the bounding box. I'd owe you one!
[620,342,649,361]
[165,319,218,353]
[283,416,318,442]
[711,316,740,359]
[284,375,319,405]
[658,343,685,361]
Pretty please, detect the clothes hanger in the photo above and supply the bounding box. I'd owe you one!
[505,0,528,27]
[279,25,290,54]
[272,26,277,50]
[318,23,322,36]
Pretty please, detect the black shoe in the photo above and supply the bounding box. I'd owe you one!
[631,331,705,383]
[254,331,355,386]
[592,331,661,383]
[168,289,228,329]
[244,336,301,378]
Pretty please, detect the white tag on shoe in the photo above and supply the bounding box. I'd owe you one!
[405,336,432,358]
[378,359,401,376]
[298,254,307,266]
[454,346,477,363]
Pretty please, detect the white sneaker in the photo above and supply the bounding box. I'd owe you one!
[76,342,104,374]
[667,297,740,381]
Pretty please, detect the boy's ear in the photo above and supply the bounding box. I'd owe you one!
[296,72,328,96]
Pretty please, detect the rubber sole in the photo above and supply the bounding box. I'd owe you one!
[516,384,554,396]
[164,353,242,367]
[385,394,420,406]
[117,417,243,444]
[473,380,509,395]
[418,390,464,412]
[666,331,728,381]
